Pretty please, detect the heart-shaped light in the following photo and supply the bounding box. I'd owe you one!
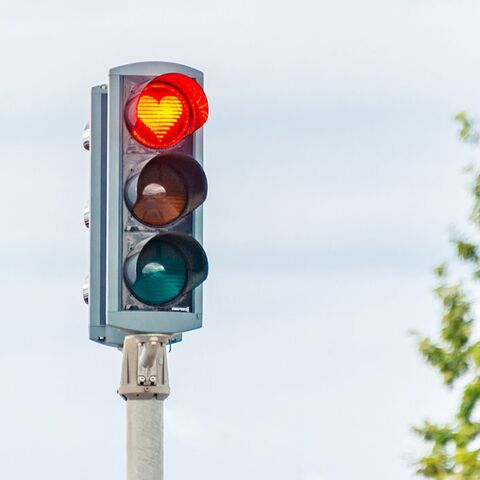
[125,73,208,149]
[137,95,184,141]
[127,83,191,149]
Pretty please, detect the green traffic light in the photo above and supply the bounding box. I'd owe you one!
[129,238,187,305]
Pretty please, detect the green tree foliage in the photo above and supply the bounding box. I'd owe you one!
[413,114,480,479]
[454,112,480,145]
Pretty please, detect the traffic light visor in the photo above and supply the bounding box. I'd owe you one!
[124,233,208,307]
[125,73,209,149]
[124,153,208,227]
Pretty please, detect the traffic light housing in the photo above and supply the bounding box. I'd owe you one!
[85,62,209,348]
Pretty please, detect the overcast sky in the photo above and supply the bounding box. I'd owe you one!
[1,0,480,479]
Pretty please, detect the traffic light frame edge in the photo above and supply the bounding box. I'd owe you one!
[103,62,206,345]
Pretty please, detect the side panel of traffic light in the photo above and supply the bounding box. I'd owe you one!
[86,85,109,344]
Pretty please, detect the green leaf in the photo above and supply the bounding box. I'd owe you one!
[413,109,480,479]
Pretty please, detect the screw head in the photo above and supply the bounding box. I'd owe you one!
[138,375,146,384]
[82,276,89,304]
[83,202,90,228]
[149,375,157,384]
[82,122,90,151]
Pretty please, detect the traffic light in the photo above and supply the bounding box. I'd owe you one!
[84,62,209,348]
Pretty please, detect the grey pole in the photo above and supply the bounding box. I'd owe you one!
[127,399,164,480]
[119,335,171,480]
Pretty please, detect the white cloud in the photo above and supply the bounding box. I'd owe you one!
[164,404,222,450]
[304,473,325,480]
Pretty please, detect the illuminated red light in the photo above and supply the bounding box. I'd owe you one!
[125,73,209,149]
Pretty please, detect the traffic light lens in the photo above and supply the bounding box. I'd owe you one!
[125,73,209,149]
[129,239,187,305]
[128,83,190,149]
[132,163,187,226]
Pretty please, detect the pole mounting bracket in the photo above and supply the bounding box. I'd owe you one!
[118,334,172,400]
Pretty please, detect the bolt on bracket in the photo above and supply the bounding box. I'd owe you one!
[118,334,171,400]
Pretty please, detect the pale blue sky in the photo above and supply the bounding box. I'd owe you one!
[1,0,480,479]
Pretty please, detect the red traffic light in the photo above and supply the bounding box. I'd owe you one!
[125,73,209,149]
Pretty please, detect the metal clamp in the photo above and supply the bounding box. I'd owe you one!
[118,334,171,400]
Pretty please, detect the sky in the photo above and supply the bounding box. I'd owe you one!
[1,0,480,479]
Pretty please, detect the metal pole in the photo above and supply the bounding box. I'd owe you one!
[119,335,171,480]
[127,399,164,480]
